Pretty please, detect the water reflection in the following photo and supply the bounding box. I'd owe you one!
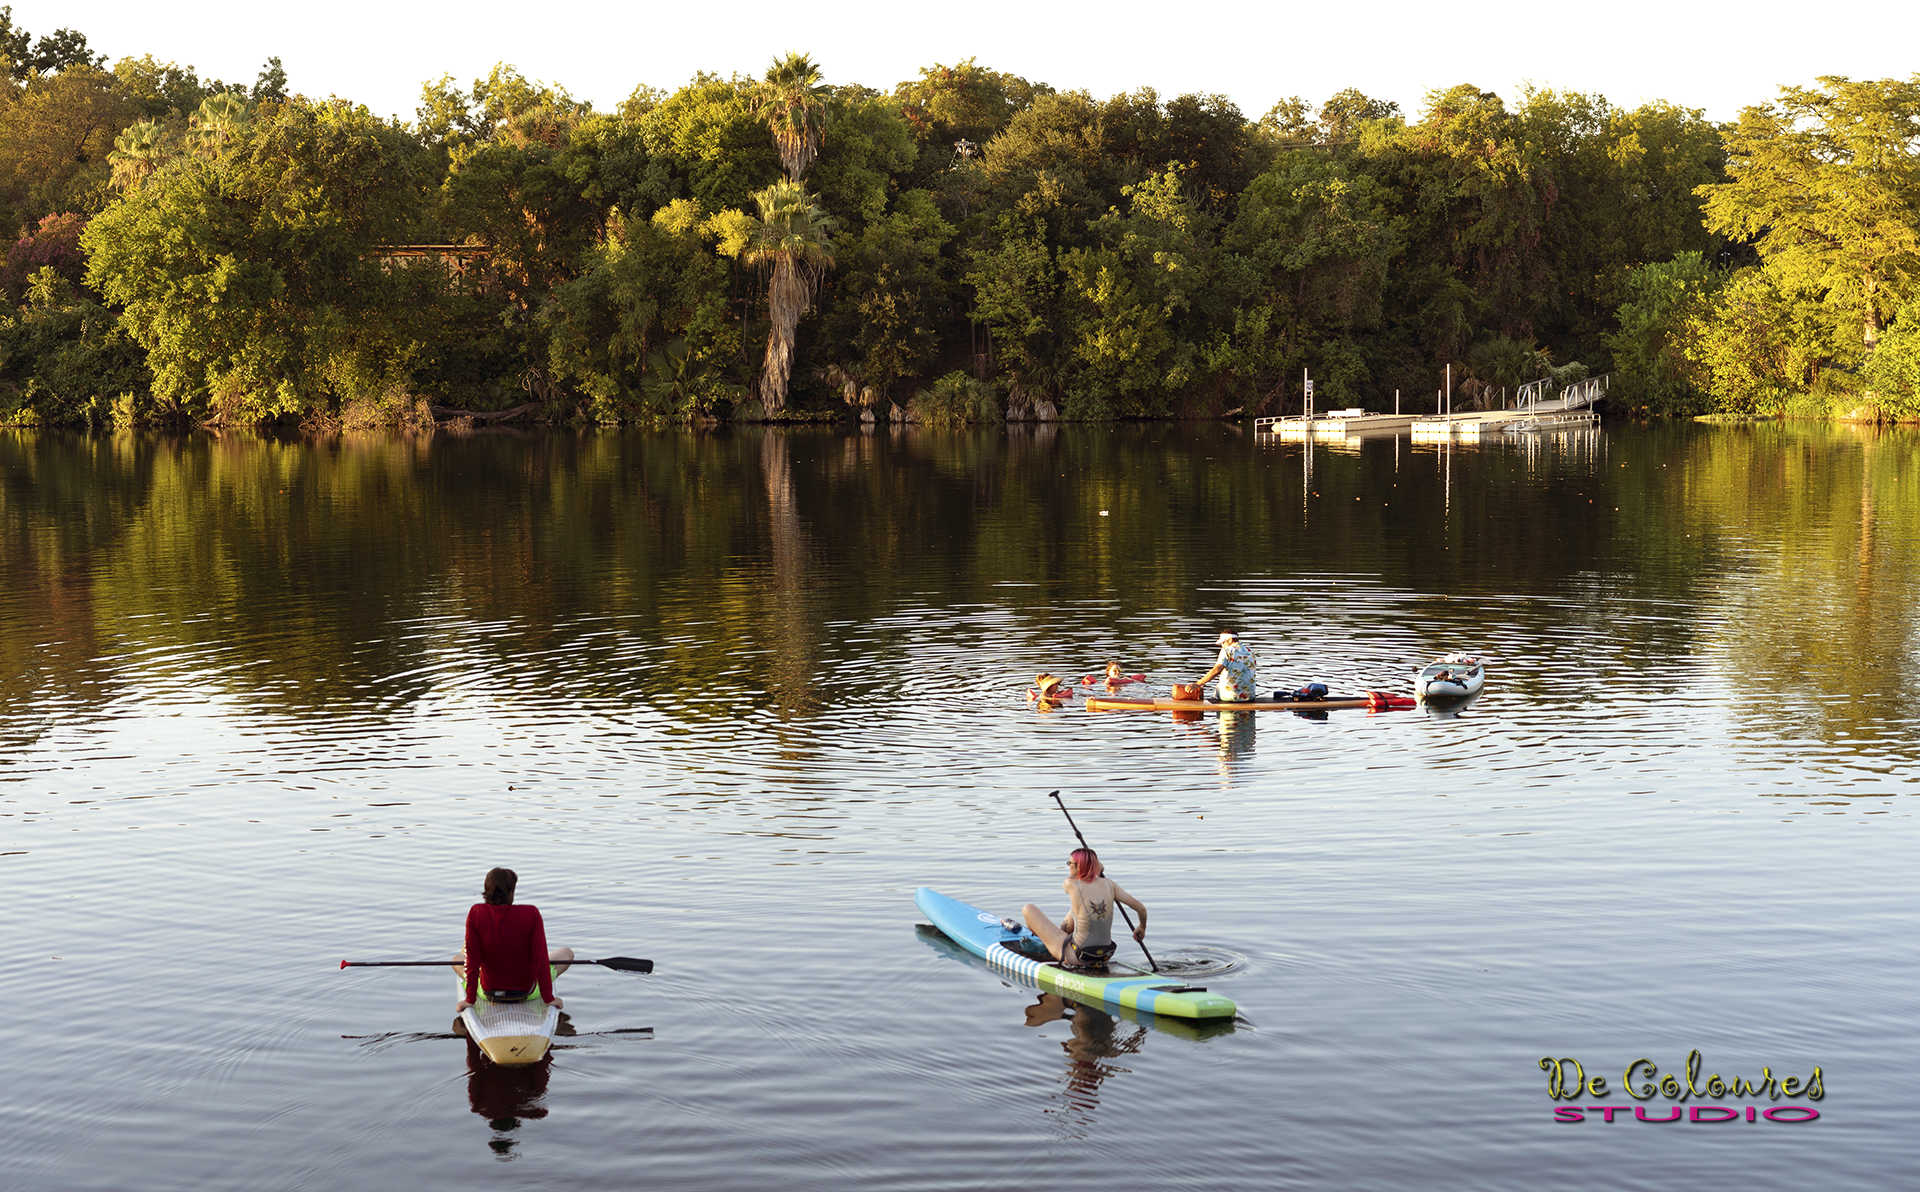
[1025,994,1144,1138]
[915,924,1238,1135]
[5,420,1920,784]
[463,1041,550,1158]
[1171,709,1258,783]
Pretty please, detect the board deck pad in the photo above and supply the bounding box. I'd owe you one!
[916,887,1236,1019]
[456,965,562,1065]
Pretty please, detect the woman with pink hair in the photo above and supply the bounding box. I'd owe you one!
[1021,848,1147,969]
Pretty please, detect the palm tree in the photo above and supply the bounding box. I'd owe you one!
[745,180,836,412]
[187,92,254,158]
[1464,335,1547,407]
[821,360,877,408]
[108,121,168,190]
[752,52,831,181]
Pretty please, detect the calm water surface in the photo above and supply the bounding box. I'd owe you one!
[4,421,1919,1190]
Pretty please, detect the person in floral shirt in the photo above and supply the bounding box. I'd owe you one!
[1195,631,1258,702]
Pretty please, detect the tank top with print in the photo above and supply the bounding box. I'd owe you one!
[1068,876,1115,949]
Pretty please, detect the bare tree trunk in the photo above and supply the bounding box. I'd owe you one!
[758,258,804,413]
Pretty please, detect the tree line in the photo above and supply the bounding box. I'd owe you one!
[2,18,1917,427]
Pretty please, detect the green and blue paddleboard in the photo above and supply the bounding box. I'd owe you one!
[915,887,1236,1019]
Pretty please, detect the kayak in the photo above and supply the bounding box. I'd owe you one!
[1414,654,1485,701]
[1085,691,1414,712]
[916,887,1235,1019]
[456,965,562,1065]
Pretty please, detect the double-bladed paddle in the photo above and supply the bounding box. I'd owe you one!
[341,957,654,973]
[1047,790,1159,972]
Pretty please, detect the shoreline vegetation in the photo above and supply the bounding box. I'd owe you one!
[0,17,1917,432]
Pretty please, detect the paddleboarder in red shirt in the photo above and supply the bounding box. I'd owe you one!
[454,867,574,1012]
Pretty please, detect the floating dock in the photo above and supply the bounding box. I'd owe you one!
[1253,408,1414,440]
[1257,376,1609,443]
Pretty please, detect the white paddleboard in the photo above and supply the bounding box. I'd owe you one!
[456,964,561,1065]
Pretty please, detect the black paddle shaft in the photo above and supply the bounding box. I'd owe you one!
[1047,791,1159,972]
[341,956,654,973]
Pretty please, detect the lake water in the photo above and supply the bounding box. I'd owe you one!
[4,420,1918,1191]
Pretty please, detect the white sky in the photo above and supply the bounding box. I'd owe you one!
[25,0,1920,127]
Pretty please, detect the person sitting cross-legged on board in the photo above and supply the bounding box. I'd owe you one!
[1022,848,1146,969]
[453,867,574,1013]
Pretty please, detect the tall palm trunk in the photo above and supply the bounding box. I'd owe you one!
[759,257,807,412]
[744,181,835,414]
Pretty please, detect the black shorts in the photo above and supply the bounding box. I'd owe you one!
[1064,941,1116,967]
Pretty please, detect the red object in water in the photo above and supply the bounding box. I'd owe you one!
[1364,690,1416,710]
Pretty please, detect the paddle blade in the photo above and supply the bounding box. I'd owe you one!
[595,956,654,973]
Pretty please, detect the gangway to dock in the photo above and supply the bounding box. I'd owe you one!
[1409,374,1607,441]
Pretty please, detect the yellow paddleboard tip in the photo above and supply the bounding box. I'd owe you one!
[477,1035,551,1065]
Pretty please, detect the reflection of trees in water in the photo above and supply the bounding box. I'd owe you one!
[8,422,1919,754]
[1024,993,1145,1139]
[1687,424,1920,746]
[759,430,821,721]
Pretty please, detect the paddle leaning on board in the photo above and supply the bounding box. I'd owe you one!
[916,791,1237,1020]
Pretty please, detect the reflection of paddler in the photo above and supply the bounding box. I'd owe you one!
[1023,993,1145,1117]
[1217,707,1257,760]
[464,1039,550,1153]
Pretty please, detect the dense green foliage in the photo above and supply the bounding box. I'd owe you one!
[1680,76,1920,418]
[82,99,429,423]
[4,18,1919,427]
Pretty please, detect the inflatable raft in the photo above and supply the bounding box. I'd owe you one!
[1413,654,1485,701]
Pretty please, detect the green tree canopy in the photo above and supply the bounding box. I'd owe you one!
[0,65,138,228]
[83,98,429,421]
[1699,76,1920,352]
